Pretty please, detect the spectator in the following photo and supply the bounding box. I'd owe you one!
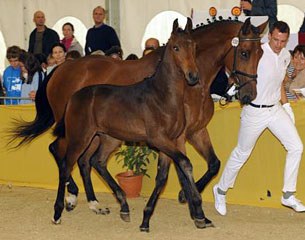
[28,11,60,56]
[105,45,123,59]
[46,43,66,74]
[34,53,48,73]
[145,38,160,50]
[18,52,45,104]
[0,74,4,104]
[213,21,305,215]
[61,22,84,56]
[51,43,66,65]
[85,6,121,55]
[285,45,305,96]
[65,50,82,60]
[241,0,278,29]
[143,37,160,56]
[125,53,139,60]
[2,46,22,105]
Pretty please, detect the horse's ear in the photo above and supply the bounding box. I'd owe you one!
[184,17,193,33]
[172,19,179,33]
[241,17,252,35]
[257,20,268,34]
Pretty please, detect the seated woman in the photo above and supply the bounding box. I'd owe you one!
[284,45,305,99]
[18,52,45,104]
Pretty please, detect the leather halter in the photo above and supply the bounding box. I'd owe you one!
[230,36,261,91]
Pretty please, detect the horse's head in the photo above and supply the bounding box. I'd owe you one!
[225,18,267,105]
[169,18,199,86]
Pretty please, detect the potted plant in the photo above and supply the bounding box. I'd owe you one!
[115,142,157,198]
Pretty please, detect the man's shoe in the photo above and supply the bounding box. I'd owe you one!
[213,185,227,215]
[281,195,305,212]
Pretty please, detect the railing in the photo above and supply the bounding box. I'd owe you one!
[0,96,33,105]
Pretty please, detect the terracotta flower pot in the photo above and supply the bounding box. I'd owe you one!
[116,171,143,198]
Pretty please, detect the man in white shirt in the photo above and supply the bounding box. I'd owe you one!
[213,21,305,215]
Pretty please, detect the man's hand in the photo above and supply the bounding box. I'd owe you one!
[240,1,252,11]
[283,103,295,124]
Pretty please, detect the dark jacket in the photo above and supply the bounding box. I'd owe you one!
[85,24,121,55]
[243,0,277,29]
[28,26,60,56]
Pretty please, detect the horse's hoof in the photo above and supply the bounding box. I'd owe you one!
[65,202,76,212]
[95,207,110,215]
[204,217,215,228]
[194,218,206,229]
[139,225,150,232]
[178,190,187,204]
[120,211,131,222]
[51,218,61,225]
[65,194,77,212]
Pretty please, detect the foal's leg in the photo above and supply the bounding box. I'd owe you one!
[140,153,171,232]
[77,135,110,215]
[179,128,221,202]
[149,137,206,229]
[49,138,79,211]
[89,135,130,222]
[53,133,96,224]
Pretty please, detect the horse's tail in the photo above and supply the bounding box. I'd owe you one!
[8,67,58,148]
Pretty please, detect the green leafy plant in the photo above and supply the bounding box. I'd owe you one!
[115,143,157,177]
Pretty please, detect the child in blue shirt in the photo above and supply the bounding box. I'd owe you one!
[2,46,22,105]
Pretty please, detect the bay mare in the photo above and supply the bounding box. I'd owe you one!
[10,18,267,230]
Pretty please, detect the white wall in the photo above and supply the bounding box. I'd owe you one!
[0,0,304,70]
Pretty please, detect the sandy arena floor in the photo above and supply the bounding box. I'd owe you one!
[1,185,305,240]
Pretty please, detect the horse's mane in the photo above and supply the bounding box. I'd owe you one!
[142,45,166,82]
[193,17,259,35]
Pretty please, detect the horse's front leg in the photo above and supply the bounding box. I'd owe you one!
[49,138,79,211]
[90,135,130,222]
[178,128,220,203]
[139,153,170,232]
[152,137,206,229]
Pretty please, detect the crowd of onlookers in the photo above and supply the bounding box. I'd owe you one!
[0,6,160,105]
[1,3,305,106]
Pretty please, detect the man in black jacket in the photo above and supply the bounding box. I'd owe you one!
[28,11,59,57]
[241,0,278,29]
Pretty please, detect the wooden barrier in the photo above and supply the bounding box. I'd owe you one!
[1,101,305,208]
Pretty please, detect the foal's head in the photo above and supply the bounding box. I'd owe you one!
[168,18,199,86]
[226,18,267,105]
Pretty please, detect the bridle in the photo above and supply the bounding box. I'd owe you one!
[219,35,261,106]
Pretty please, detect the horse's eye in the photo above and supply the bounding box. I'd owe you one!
[240,50,249,59]
[173,46,179,51]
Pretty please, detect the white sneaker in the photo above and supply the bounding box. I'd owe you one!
[213,185,227,215]
[281,195,305,212]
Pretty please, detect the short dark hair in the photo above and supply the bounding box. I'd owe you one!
[62,22,74,32]
[6,45,21,59]
[66,50,82,60]
[269,21,290,35]
[292,44,305,57]
[51,42,67,53]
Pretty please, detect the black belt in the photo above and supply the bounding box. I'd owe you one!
[249,103,274,108]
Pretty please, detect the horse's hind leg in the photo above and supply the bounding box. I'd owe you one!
[89,135,130,222]
[77,135,110,215]
[140,153,170,232]
[49,138,79,211]
[53,133,96,224]
[179,128,220,204]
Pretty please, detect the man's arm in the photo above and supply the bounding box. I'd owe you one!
[251,0,277,19]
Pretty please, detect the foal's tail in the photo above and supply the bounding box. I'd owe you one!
[8,67,57,148]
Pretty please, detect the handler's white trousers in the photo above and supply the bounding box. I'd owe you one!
[218,103,303,193]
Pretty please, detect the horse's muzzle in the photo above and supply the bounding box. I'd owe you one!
[240,95,252,105]
[187,72,199,86]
